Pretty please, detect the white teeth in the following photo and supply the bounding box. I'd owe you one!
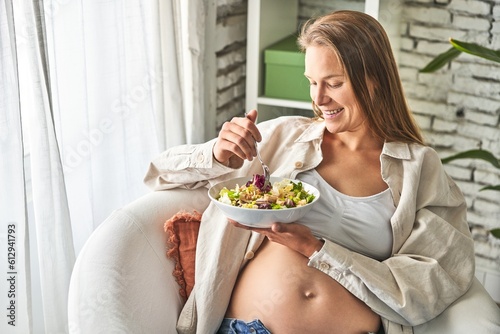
[324,108,343,115]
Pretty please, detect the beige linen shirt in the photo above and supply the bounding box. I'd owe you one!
[144,116,475,334]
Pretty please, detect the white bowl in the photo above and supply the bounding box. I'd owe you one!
[208,176,320,228]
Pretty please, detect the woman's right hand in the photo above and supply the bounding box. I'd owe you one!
[213,109,261,168]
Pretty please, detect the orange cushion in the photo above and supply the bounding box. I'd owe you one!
[164,210,201,300]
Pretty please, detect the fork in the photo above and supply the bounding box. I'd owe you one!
[254,140,271,188]
[245,112,271,188]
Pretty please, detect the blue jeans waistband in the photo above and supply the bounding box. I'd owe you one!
[216,317,383,334]
[217,318,272,334]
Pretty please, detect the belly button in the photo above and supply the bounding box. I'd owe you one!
[304,290,316,299]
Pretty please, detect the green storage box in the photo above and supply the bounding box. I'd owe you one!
[264,35,310,102]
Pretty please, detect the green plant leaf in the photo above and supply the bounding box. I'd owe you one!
[419,47,462,73]
[450,39,500,63]
[441,149,500,169]
[480,184,500,192]
[490,228,500,239]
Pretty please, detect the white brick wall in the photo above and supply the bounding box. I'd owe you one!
[298,0,364,22]
[449,0,491,15]
[403,6,451,24]
[215,0,248,129]
[453,15,491,31]
[401,0,500,282]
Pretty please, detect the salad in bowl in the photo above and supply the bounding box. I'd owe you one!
[208,175,320,227]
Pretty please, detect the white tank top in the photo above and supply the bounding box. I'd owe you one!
[296,169,395,261]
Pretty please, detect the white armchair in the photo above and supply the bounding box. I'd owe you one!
[68,188,500,333]
[67,188,210,333]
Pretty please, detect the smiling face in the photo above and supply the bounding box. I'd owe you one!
[298,11,424,145]
[305,45,368,135]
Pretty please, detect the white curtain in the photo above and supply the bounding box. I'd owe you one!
[0,0,209,332]
[1,1,32,332]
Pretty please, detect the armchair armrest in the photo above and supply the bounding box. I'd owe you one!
[413,277,500,333]
[68,188,210,333]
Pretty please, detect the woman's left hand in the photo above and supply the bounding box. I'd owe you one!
[229,219,324,258]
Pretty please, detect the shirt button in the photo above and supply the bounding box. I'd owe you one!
[319,262,330,271]
[197,154,204,163]
[294,161,303,168]
[244,251,254,260]
[249,328,256,333]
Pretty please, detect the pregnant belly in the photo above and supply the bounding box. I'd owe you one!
[225,239,380,334]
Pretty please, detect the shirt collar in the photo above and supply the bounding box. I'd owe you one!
[382,141,412,160]
[294,118,413,161]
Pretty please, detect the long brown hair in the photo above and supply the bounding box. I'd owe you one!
[298,10,424,145]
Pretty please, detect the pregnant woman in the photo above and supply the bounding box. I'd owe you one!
[144,10,474,334]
